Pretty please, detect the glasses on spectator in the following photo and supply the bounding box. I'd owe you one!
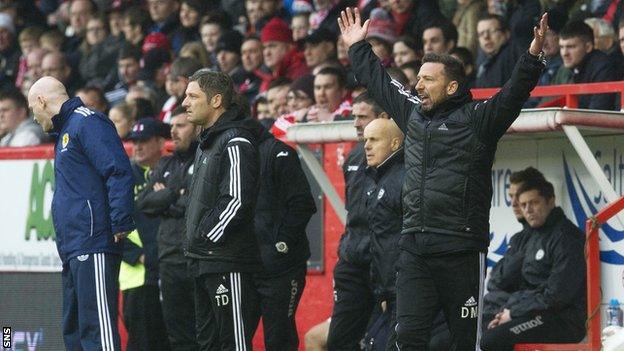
[477,28,503,38]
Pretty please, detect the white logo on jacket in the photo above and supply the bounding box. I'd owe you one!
[535,249,545,260]
[377,188,385,200]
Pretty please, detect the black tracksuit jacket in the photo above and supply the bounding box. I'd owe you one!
[485,207,586,333]
[366,148,405,302]
[349,40,544,254]
[136,141,197,265]
[338,142,375,266]
[255,129,316,275]
[184,106,262,274]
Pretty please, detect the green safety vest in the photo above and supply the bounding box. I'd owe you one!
[118,230,145,291]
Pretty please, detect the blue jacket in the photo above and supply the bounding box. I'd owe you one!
[51,97,135,262]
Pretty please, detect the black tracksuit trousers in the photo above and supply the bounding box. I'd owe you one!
[395,248,485,351]
[327,259,375,351]
[194,272,259,351]
[253,264,307,351]
[123,284,171,351]
[160,261,198,351]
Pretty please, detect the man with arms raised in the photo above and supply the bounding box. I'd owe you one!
[28,76,135,350]
[339,7,547,350]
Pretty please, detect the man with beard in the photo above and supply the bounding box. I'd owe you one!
[339,8,547,350]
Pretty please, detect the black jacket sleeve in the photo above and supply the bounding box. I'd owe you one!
[135,159,179,216]
[487,230,526,292]
[348,40,419,133]
[586,60,618,110]
[504,227,586,318]
[472,52,544,142]
[272,143,317,246]
[198,139,258,243]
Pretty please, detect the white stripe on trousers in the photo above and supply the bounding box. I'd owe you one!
[94,253,115,350]
[475,252,486,351]
[230,272,246,351]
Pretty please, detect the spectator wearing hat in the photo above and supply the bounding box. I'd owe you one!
[121,117,171,351]
[122,6,152,48]
[303,28,338,70]
[147,0,180,37]
[170,0,204,54]
[366,8,397,66]
[259,17,310,92]
[216,30,246,86]
[239,36,263,103]
[422,18,458,55]
[0,12,19,90]
[105,43,142,106]
[160,56,202,123]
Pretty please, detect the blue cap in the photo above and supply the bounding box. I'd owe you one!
[610,299,620,306]
[127,118,170,141]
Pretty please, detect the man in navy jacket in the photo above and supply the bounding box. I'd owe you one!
[28,76,135,351]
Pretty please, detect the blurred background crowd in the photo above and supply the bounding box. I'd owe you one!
[1,0,624,147]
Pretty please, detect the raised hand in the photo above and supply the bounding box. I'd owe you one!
[529,12,549,56]
[337,7,370,49]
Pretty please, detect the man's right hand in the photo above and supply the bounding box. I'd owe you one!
[338,7,370,49]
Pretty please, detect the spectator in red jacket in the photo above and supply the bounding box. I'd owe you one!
[259,17,310,92]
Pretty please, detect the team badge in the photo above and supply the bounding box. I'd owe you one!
[62,133,69,149]
[377,188,385,200]
[535,249,545,260]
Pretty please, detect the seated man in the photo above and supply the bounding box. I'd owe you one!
[480,177,586,351]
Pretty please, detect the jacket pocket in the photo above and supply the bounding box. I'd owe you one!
[86,200,94,236]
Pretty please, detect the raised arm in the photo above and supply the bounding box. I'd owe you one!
[339,7,418,133]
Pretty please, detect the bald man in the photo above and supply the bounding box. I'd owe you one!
[363,118,405,349]
[29,76,135,351]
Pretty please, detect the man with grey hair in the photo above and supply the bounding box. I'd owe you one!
[181,69,262,350]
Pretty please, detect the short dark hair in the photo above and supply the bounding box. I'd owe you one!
[0,89,28,112]
[400,60,421,72]
[170,57,203,78]
[386,67,410,88]
[560,20,594,44]
[171,106,188,118]
[76,85,107,109]
[421,53,465,85]
[124,6,151,33]
[118,43,142,62]
[449,47,474,67]
[477,14,510,32]
[424,18,458,44]
[517,178,555,201]
[267,77,292,90]
[352,91,384,116]
[510,166,546,185]
[395,35,420,53]
[316,66,347,89]
[189,69,235,108]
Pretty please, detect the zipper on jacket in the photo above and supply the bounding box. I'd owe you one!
[420,121,431,232]
[86,200,94,236]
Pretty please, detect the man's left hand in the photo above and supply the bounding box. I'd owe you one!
[114,231,130,243]
[498,308,512,325]
[529,13,549,56]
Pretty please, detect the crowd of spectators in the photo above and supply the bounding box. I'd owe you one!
[1,0,624,147]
